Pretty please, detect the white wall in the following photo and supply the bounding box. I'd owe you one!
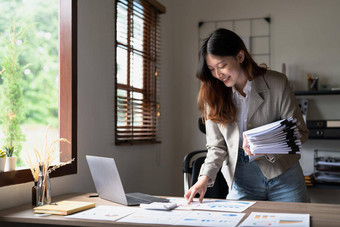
[1,0,340,210]
[76,0,177,197]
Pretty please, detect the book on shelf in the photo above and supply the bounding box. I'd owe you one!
[304,172,315,186]
[243,117,302,155]
[33,200,96,215]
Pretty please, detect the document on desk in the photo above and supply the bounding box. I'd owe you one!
[66,205,138,221]
[239,212,310,227]
[117,209,245,227]
[117,209,190,225]
[193,200,256,213]
[167,198,255,212]
[174,211,245,227]
[166,198,202,210]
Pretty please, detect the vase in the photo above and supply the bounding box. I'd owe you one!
[0,157,6,172]
[5,156,17,171]
[37,164,52,206]
[32,181,38,206]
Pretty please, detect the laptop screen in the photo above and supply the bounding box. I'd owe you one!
[86,155,128,205]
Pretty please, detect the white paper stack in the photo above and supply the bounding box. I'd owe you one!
[243,117,302,154]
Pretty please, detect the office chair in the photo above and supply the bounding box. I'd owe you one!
[182,118,228,199]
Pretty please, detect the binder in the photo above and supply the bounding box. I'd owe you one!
[307,120,340,128]
[309,128,340,139]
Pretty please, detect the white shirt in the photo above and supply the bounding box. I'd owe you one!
[232,80,268,162]
[232,80,252,147]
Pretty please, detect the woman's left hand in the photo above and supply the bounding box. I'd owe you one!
[242,134,252,156]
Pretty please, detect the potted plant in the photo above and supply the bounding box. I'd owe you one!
[0,149,6,172]
[4,145,17,171]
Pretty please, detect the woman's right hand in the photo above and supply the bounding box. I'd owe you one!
[184,175,209,204]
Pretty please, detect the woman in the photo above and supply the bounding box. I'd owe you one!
[184,29,310,203]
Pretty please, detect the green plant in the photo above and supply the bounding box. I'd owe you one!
[0,19,26,162]
[0,150,6,158]
[1,0,59,128]
[3,145,15,157]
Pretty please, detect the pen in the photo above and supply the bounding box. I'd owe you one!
[89,194,99,198]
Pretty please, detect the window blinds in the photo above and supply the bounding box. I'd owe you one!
[115,0,164,144]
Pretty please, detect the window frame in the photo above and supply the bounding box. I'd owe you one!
[115,0,165,145]
[0,0,77,187]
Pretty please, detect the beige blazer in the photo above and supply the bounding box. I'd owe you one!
[199,70,309,189]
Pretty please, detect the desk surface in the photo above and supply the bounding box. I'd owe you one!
[1,193,340,227]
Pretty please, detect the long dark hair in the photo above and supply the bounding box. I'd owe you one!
[197,28,267,124]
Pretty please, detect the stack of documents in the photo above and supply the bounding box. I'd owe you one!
[243,117,302,154]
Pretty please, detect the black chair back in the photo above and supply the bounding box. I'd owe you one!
[190,156,228,199]
[182,118,228,199]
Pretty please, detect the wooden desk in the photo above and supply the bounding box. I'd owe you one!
[1,193,340,227]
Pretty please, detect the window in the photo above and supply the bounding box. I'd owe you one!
[115,0,165,145]
[0,0,77,187]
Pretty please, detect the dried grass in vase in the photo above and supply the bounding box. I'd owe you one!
[24,125,74,182]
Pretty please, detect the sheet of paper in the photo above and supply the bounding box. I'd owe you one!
[244,119,286,135]
[117,209,190,225]
[66,205,138,221]
[317,161,340,166]
[239,212,310,227]
[167,198,202,210]
[167,198,255,213]
[193,200,256,213]
[315,172,340,183]
[174,211,245,227]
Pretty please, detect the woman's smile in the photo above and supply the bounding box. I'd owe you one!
[206,54,246,89]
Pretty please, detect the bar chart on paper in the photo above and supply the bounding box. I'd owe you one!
[193,200,256,213]
[167,198,255,212]
[239,212,310,227]
[174,211,245,227]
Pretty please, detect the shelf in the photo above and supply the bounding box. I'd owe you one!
[308,183,340,189]
[313,149,340,187]
[309,137,340,140]
[294,90,340,96]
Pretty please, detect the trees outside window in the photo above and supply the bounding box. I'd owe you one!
[0,0,77,187]
[0,0,59,167]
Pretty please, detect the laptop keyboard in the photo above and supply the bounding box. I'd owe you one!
[126,192,169,206]
[126,194,150,206]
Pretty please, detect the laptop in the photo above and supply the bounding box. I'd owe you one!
[86,155,169,206]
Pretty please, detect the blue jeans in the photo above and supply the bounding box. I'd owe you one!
[226,148,310,202]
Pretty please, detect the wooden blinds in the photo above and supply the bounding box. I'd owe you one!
[115,0,164,145]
